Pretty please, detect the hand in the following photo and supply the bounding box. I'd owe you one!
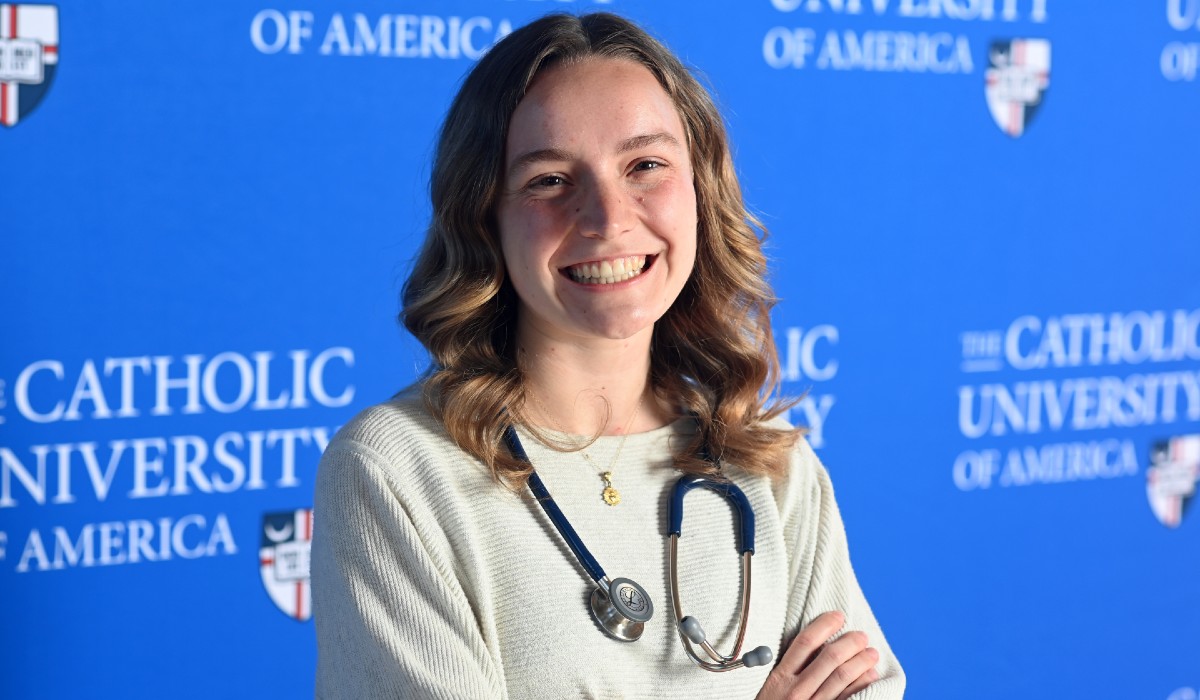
[756,611,879,700]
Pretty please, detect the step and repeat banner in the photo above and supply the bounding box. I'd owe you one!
[2,1,1198,698]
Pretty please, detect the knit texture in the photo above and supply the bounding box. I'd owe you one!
[312,392,905,698]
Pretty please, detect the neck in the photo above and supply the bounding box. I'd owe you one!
[516,323,670,436]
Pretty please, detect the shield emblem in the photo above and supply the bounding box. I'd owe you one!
[985,38,1050,138]
[0,4,58,127]
[1146,436,1200,528]
[259,508,314,621]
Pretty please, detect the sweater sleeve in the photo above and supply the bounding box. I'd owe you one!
[311,438,504,699]
[775,440,906,698]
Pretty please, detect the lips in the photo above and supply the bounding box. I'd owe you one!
[563,255,650,285]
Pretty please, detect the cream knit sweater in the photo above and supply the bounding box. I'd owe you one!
[312,394,905,698]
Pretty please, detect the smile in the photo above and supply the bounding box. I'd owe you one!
[563,255,650,285]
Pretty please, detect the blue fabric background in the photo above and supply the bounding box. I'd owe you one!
[3,1,1198,697]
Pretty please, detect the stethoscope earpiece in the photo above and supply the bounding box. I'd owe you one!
[741,646,774,668]
[678,616,774,668]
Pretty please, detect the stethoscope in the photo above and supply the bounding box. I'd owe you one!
[504,426,774,672]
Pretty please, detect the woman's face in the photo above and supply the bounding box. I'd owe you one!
[496,57,698,347]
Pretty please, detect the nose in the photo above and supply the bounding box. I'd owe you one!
[575,178,633,239]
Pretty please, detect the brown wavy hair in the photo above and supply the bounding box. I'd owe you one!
[401,12,798,485]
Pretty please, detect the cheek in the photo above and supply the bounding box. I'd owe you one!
[498,210,532,273]
[666,189,699,263]
[674,210,700,289]
[499,209,561,286]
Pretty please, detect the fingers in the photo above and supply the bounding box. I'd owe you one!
[819,646,879,700]
[777,610,846,675]
[837,665,880,700]
[758,612,882,700]
[797,630,873,700]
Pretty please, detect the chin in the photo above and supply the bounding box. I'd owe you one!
[577,312,660,342]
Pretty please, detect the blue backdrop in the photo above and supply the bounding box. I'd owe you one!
[3,1,1199,698]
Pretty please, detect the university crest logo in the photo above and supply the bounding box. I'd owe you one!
[985,38,1050,138]
[259,508,314,621]
[1146,435,1200,529]
[0,3,58,127]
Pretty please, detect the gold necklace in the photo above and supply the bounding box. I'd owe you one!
[528,391,643,507]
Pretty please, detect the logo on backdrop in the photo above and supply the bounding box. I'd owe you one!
[953,309,1200,494]
[249,10,512,59]
[0,3,57,128]
[761,3,1055,136]
[762,0,1048,75]
[778,324,839,448]
[1162,0,1200,82]
[1147,435,1200,528]
[1,347,350,576]
[259,508,313,622]
[985,38,1050,137]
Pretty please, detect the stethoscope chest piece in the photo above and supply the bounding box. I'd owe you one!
[589,577,654,642]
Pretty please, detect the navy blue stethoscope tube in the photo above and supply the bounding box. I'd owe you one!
[503,425,608,583]
[668,474,757,555]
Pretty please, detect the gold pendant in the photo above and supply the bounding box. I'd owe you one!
[601,471,621,506]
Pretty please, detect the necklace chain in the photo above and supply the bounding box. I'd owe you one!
[527,391,643,507]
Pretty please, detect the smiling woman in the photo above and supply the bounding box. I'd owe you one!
[498,57,698,348]
[311,12,905,700]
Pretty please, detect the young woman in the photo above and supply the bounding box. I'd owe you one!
[312,12,904,699]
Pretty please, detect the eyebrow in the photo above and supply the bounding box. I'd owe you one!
[506,131,682,178]
[617,131,681,153]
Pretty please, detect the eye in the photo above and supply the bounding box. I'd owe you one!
[530,174,566,189]
[632,160,665,173]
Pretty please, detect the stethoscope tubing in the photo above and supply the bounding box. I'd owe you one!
[670,539,756,671]
[503,426,609,584]
[668,474,757,554]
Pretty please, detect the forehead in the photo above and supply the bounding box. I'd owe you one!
[505,57,687,155]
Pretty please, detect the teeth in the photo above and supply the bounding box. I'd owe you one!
[566,255,647,285]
